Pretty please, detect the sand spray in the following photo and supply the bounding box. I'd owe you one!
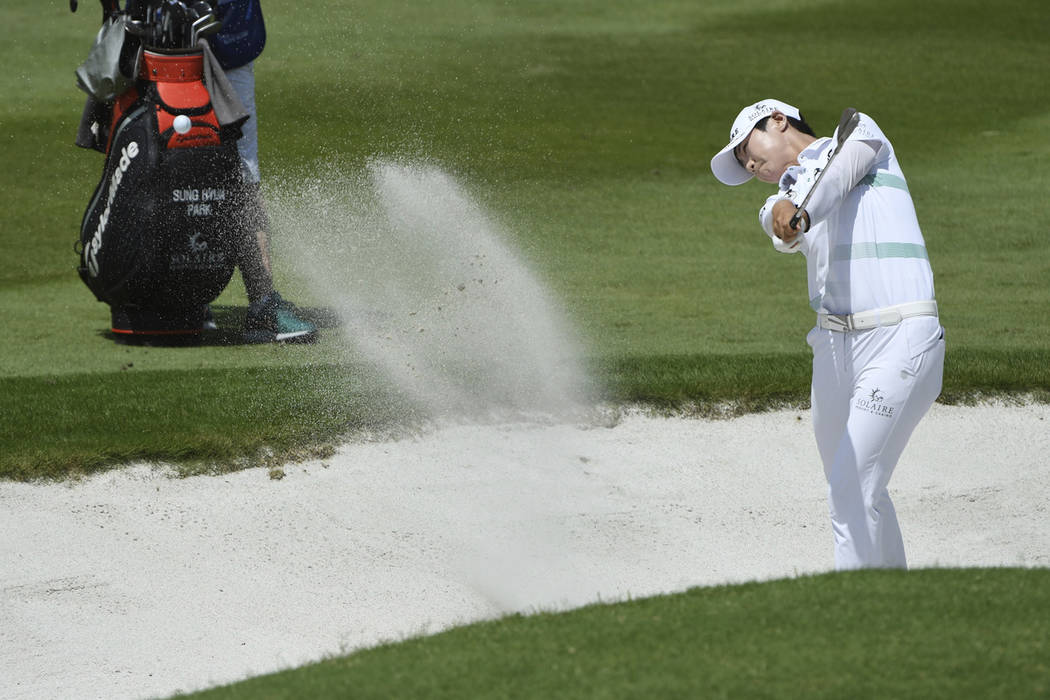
[266,159,612,612]
[267,158,595,423]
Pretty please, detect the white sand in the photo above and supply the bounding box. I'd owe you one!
[2,401,1048,699]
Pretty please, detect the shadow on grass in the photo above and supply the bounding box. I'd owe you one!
[94,305,344,347]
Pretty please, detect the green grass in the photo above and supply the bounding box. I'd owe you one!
[3,0,1049,477]
[179,568,1050,699]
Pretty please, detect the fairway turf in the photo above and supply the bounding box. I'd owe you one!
[178,568,1050,699]
[3,0,1049,477]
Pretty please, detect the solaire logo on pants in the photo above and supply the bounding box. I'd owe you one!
[855,388,896,418]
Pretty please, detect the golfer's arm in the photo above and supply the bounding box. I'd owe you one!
[801,140,879,225]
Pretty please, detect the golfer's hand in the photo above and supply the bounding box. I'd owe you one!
[771,199,807,247]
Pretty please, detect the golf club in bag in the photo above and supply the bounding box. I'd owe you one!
[72,0,252,340]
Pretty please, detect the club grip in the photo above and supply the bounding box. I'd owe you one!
[789,208,802,230]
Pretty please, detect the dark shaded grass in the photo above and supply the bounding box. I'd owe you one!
[5,348,1047,481]
[0,364,422,481]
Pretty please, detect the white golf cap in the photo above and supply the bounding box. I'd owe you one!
[710,99,802,185]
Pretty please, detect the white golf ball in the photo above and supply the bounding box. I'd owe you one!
[173,114,192,134]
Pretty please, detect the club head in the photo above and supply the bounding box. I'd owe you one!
[125,18,148,35]
[836,108,860,146]
[190,14,213,42]
[191,20,222,44]
[189,1,213,20]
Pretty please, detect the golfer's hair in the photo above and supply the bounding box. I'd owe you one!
[755,114,816,137]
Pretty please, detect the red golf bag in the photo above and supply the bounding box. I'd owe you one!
[74,0,251,339]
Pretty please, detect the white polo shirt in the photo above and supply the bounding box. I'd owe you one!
[759,113,936,316]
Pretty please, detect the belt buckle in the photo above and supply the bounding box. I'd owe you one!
[823,314,852,332]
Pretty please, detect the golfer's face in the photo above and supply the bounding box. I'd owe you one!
[735,114,797,184]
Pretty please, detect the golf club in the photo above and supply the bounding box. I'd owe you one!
[789,107,860,230]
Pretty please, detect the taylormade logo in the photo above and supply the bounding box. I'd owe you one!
[85,141,140,278]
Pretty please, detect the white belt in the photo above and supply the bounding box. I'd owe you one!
[818,300,938,332]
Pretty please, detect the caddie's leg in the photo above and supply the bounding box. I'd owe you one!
[224,62,260,185]
[223,61,273,303]
[235,182,273,303]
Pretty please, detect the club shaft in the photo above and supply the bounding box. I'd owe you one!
[789,109,859,229]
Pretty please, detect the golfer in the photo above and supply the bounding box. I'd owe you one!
[711,99,945,569]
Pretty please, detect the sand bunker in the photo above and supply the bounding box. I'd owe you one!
[2,401,1048,699]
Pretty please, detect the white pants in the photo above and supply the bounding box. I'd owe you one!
[808,317,945,570]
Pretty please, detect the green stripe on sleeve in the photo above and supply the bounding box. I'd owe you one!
[859,172,910,192]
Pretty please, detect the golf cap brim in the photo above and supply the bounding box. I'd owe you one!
[710,99,802,185]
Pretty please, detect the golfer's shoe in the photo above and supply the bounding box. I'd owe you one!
[243,291,318,344]
[202,305,218,331]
